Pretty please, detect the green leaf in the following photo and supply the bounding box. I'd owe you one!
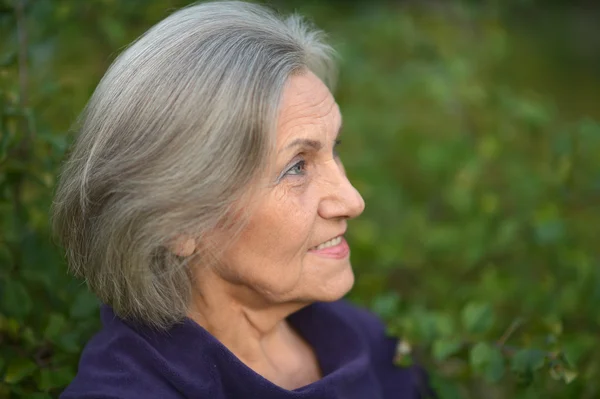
[483,347,505,382]
[511,348,546,373]
[99,16,126,47]
[470,342,491,369]
[461,302,494,335]
[433,312,455,337]
[57,332,81,354]
[36,367,75,392]
[69,289,99,320]
[3,358,37,384]
[563,369,578,384]
[432,338,462,361]
[428,374,464,399]
[25,394,53,399]
[534,220,564,245]
[43,313,66,341]
[469,342,505,382]
[4,317,20,339]
[515,369,534,387]
[394,355,413,368]
[0,50,16,67]
[0,383,8,398]
[371,292,401,320]
[0,244,13,273]
[415,311,439,341]
[562,341,586,368]
[22,326,37,347]
[1,280,33,318]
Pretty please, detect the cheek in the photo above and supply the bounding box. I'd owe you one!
[221,188,318,285]
[246,193,315,261]
[211,182,354,301]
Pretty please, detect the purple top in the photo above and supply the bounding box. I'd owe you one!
[61,300,431,398]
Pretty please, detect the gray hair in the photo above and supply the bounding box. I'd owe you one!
[51,0,336,330]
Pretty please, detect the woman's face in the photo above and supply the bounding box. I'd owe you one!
[209,71,364,306]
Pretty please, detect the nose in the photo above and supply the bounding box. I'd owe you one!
[317,161,365,220]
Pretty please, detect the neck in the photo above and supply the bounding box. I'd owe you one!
[187,268,310,370]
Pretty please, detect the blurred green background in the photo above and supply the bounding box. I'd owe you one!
[1,0,599,398]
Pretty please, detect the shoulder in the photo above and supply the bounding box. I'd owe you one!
[61,307,217,399]
[60,321,179,399]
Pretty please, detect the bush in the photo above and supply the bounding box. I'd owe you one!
[1,1,598,397]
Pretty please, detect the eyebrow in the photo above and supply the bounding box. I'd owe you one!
[280,123,343,154]
[281,138,323,153]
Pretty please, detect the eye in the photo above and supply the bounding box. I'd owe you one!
[284,159,306,177]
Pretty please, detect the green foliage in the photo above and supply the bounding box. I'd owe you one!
[1,0,599,397]
[461,302,494,335]
[469,342,504,382]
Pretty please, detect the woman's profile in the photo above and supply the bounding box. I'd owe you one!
[52,1,431,398]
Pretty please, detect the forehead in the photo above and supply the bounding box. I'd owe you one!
[276,72,341,143]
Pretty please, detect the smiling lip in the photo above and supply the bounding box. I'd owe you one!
[308,236,350,259]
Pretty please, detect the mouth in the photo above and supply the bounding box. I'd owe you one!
[310,235,342,251]
[308,235,350,259]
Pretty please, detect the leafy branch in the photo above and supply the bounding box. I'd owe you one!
[391,305,578,388]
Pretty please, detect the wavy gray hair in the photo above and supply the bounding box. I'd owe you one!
[51,1,336,330]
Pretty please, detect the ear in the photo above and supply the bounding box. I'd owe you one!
[171,236,196,257]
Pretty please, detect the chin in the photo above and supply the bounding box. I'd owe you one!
[315,265,355,302]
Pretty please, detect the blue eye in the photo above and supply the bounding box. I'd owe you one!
[285,160,306,177]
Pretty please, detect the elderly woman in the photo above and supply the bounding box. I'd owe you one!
[53,1,430,398]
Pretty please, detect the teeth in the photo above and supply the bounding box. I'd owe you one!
[313,236,342,250]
